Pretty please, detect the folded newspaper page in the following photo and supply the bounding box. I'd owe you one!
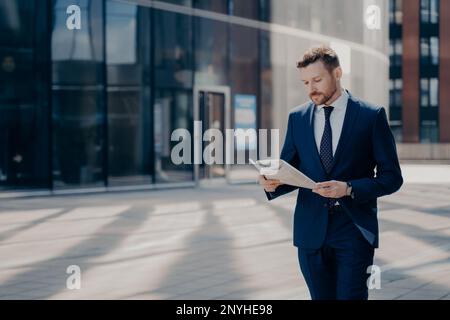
[250,159,316,189]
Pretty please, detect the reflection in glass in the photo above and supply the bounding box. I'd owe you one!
[154,10,193,88]
[429,78,438,107]
[420,121,438,142]
[421,38,430,65]
[0,0,35,47]
[390,39,402,67]
[421,0,439,24]
[421,0,430,23]
[194,16,228,86]
[395,0,403,24]
[106,0,152,186]
[198,92,226,179]
[52,0,102,61]
[430,37,439,65]
[420,37,439,66]
[390,123,403,143]
[430,0,439,24]
[390,79,402,108]
[52,0,104,84]
[394,79,402,106]
[51,0,105,188]
[154,90,193,183]
[421,78,429,107]
[0,0,50,190]
[52,89,104,187]
[194,0,227,14]
[106,1,137,65]
[391,0,403,24]
[420,78,439,108]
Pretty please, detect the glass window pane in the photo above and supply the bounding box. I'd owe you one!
[389,0,395,24]
[194,0,227,14]
[52,89,105,188]
[430,0,439,23]
[395,0,403,24]
[52,0,104,85]
[231,0,258,19]
[389,80,394,106]
[395,39,402,66]
[420,122,438,142]
[0,0,50,190]
[395,79,402,106]
[154,90,193,183]
[161,0,192,6]
[51,0,105,189]
[430,37,439,65]
[391,124,403,142]
[194,16,228,86]
[154,10,193,88]
[395,40,403,55]
[0,0,35,47]
[421,78,429,107]
[106,0,152,186]
[430,78,438,107]
[230,24,258,94]
[421,38,430,65]
[106,2,137,65]
[389,40,394,65]
[421,0,430,23]
[107,89,152,185]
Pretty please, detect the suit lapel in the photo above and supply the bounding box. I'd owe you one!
[328,93,360,174]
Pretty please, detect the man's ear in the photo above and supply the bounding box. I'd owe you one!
[334,66,343,80]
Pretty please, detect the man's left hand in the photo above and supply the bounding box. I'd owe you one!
[313,180,348,198]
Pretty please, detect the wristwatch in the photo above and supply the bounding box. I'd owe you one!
[346,181,354,199]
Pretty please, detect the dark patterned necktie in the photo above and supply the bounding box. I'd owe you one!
[319,106,337,208]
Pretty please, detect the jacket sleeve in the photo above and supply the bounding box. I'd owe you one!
[348,107,403,203]
[265,112,301,201]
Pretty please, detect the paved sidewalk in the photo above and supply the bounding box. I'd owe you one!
[0,164,449,300]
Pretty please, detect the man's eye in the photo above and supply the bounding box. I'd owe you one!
[303,82,309,85]
[314,79,322,82]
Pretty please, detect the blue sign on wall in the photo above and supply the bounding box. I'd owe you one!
[234,94,257,150]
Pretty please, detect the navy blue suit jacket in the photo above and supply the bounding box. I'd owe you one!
[265,92,403,249]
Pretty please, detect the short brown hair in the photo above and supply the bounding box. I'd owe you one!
[296,45,340,72]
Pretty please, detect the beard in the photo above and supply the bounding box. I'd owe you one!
[310,84,338,105]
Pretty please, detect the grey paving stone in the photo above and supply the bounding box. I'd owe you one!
[0,168,449,300]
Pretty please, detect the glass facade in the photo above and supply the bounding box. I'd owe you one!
[420,0,439,142]
[0,0,50,190]
[0,0,389,195]
[389,0,403,142]
[389,0,403,24]
[106,1,153,186]
[52,0,105,188]
[153,4,194,183]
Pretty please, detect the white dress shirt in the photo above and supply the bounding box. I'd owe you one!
[313,89,349,206]
[313,89,349,156]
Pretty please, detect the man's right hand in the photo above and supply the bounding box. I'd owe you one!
[258,175,283,192]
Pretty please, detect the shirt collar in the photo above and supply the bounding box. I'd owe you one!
[315,89,349,112]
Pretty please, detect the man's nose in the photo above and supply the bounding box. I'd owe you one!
[308,84,316,94]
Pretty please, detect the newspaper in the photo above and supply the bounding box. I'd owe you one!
[250,159,316,189]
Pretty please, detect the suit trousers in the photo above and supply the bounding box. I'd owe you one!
[297,207,375,300]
